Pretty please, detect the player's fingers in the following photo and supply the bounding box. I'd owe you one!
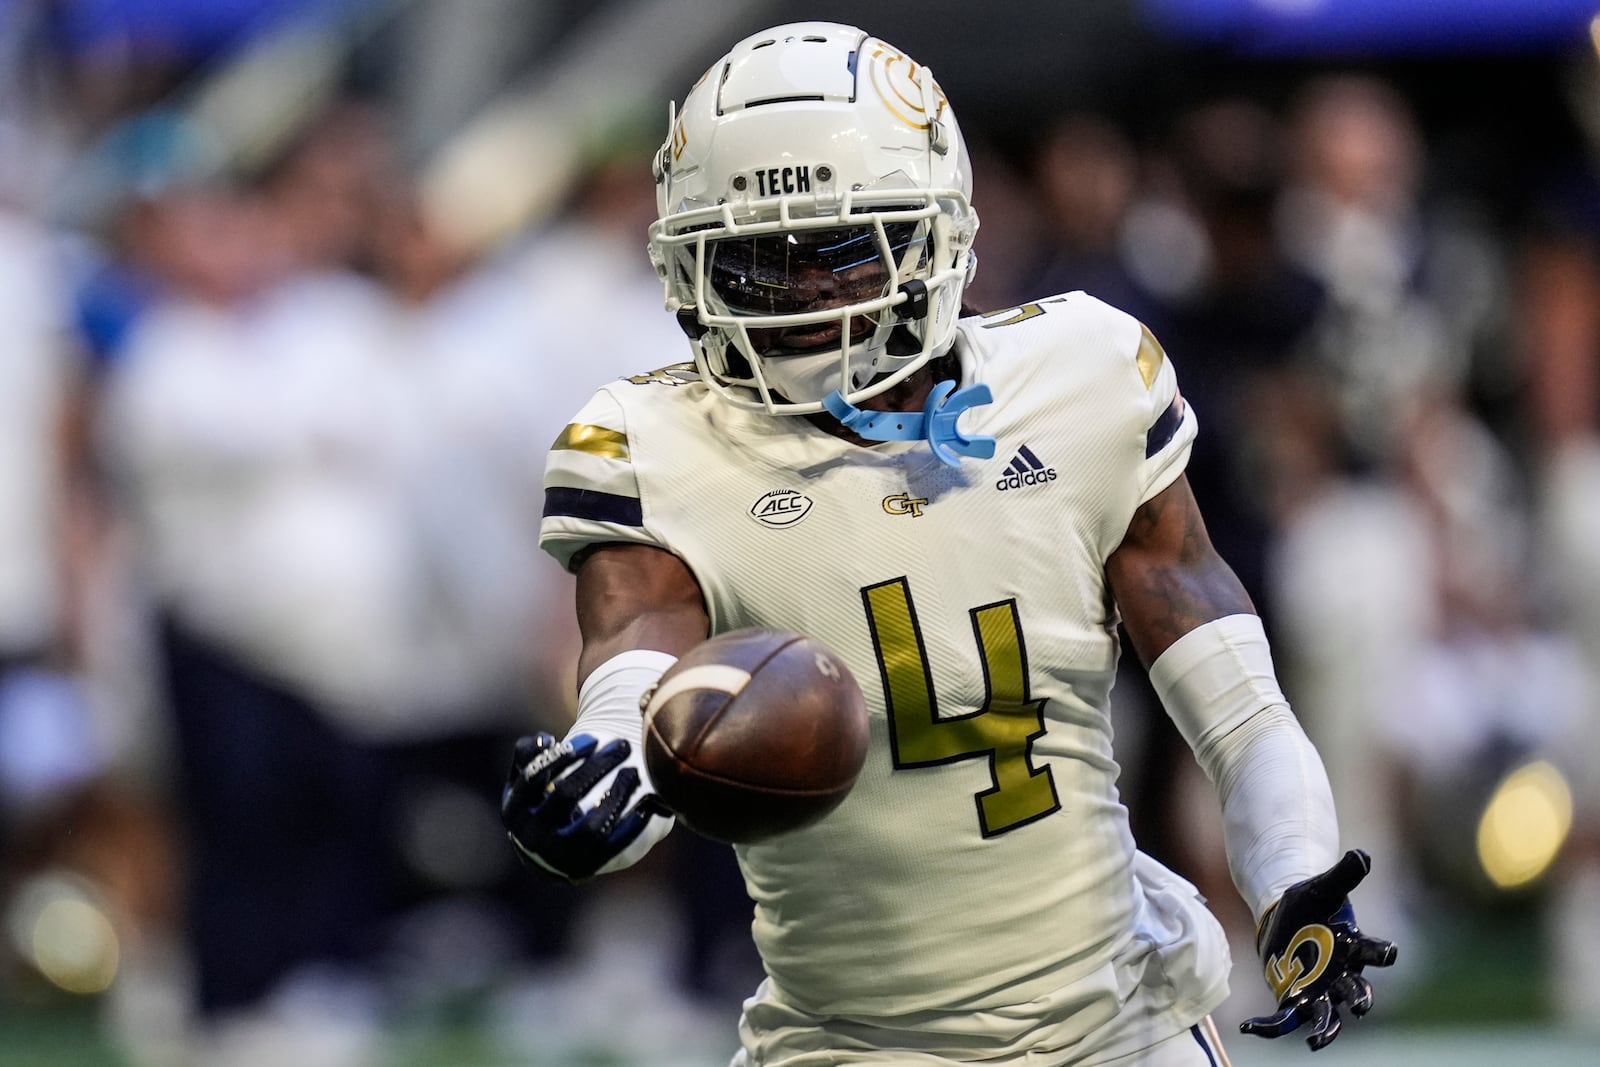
[1304,998,1341,1051]
[1330,848,1372,890]
[506,734,556,787]
[603,791,663,853]
[1300,850,1371,915]
[592,737,632,764]
[633,792,673,819]
[1330,973,1373,1016]
[503,735,586,812]
[543,738,630,810]
[508,735,543,773]
[1353,935,1398,968]
[1239,1004,1300,1039]
[550,769,650,877]
[512,733,592,783]
[585,767,643,834]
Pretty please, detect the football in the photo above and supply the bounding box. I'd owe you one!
[641,628,869,844]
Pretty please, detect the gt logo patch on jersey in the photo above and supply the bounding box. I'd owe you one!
[749,489,814,528]
[882,493,928,517]
[995,445,1057,491]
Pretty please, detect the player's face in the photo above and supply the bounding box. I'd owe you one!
[707,223,921,355]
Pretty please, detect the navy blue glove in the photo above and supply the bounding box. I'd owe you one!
[1241,849,1398,1050]
[500,732,670,884]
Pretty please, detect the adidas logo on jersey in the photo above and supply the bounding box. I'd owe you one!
[995,445,1057,491]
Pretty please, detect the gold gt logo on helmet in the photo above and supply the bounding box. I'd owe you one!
[864,42,948,131]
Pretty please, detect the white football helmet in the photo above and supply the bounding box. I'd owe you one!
[648,22,979,415]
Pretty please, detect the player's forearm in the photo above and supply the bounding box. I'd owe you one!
[1148,614,1341,923]
[574,543,709,683]
[501,556,692,883]
[1208,705,1341,924]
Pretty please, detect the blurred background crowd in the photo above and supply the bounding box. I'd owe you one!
[2,1,1600,1065]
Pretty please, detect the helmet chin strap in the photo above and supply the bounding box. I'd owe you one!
[822,379,996,468]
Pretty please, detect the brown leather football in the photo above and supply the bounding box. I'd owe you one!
[641,628,869,844]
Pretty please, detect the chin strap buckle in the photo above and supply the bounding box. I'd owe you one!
[675,306,707,340]
[896,279,929,321]
[822,380,996,468]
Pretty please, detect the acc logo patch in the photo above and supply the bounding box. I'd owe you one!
[749,489,813,529]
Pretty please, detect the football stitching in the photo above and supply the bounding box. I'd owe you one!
[643,662,752,755]
[681,633,806,761]
[673,761,850,798]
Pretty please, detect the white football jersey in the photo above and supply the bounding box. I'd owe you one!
[541,291,1231,1063]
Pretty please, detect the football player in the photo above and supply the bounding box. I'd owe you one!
[503,21,1395,1065]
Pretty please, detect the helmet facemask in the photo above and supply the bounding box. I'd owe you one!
[653,183,971,414]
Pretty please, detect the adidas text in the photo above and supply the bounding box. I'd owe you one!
[997,444,1057,491]
[996,468,1058,491]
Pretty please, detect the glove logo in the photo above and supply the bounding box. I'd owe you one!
[1265,922,1336,1001]
[522,738,577,783]
[1242,851,1397,1050]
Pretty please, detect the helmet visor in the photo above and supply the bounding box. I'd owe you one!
[707,221,924,316]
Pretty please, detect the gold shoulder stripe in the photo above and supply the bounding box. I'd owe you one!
[1135,324,1166,390]
[553,423,629,460]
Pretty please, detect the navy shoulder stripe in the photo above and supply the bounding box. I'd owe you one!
[543,486,644,527]
[1145,396,1185,459]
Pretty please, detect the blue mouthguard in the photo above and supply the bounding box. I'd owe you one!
[822,380,996,468]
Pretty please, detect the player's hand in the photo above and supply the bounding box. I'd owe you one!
[1240,849,1398,1051]
[500,731,672,884]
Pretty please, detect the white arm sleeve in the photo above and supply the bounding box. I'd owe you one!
[567,648,678,874]
[1148,614,1341,925]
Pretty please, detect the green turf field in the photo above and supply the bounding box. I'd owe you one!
[2,1005,1597,1067]
[2,898,1595,1067]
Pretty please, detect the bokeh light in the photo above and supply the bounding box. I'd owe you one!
[1476,761,1574,891]
[6,872,121,995]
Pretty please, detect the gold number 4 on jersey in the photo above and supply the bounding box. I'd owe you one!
[862,578,1060,836]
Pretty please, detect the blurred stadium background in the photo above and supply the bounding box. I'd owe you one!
[2,0,1600,1064]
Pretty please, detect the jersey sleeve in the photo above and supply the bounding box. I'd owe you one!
[1126,318,1196,506]
[539,387,668,570]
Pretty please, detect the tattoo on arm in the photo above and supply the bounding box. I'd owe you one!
[1108,477,1254,667]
